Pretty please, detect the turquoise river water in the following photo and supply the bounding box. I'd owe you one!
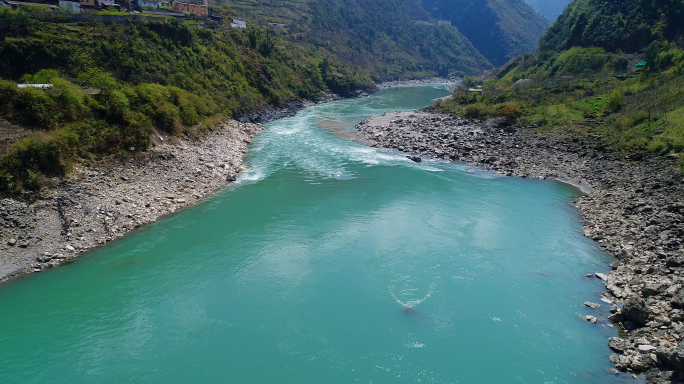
[0,85,631,383]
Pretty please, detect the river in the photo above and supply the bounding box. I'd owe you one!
[0,85,629,383]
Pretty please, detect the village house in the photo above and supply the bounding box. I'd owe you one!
[172,1,207,15]
[437,20,451,26]
[137,0,156,8]
[231,18,246,28]
[97,0,119,8]
[142,9,183,16]
[78,0,95,7]
[1,0,58,9]
[137,0,169,9]
[58,0,81,13]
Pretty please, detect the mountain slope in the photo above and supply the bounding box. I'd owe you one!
[540,0,684,53]
[223,0,493,79]
[419,0,550,66]
[523,0,572,22]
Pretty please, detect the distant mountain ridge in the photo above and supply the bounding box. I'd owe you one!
[418,0,550,66]
[523,0,572,22]
[222,0,493,80]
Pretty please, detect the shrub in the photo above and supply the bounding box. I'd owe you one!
[464,104,484,119]
[604,90,624,114]
[497,106,521,125]
[14,87,59,128]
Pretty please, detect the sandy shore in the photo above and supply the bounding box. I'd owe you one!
[357,110,684,382]
[0,119,263,283]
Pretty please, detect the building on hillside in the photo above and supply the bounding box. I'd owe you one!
[437,20,451,26]
[58,0,81,12]
[142,9,183,16]
[172,1,207,15]
[97,0,120,8]
[207,14,223,23]
[2,0,58,8]
[17,84,53,89]
[269,22,285,28]
[79,0,95,7]
[137,0,157,8]
[231,18,246,28]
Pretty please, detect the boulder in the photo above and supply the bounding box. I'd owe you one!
[622,297,650,326]
[7,238,16,246]
[630,352,655,371]
[595,272,608,280]
[638,345,657,353]
[608,337,631,352]
[670,340,684,370]
[656,346,674,366]
[584,301,601,309]
[642,284,663,297]
[671,288,684,307]
[667,258,683,268]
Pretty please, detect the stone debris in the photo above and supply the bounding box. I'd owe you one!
[0,119,263,282]
[356,110,684,382]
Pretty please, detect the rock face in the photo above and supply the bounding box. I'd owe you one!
[0,119,263,281]
[356,110,684,382]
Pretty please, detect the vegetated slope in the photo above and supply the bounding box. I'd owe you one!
[0,7,374,193]
[224,0,493,80]
[435,0,684,168]
[523,0,572,22]
[540,0,684,53]
[419,0,550,66]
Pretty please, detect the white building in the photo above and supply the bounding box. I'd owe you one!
[231,18,246,28]
[59,0,81,13]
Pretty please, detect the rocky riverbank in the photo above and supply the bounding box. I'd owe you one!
[356,110,684,383]
[0,119,263,283]
[377,77,458,89]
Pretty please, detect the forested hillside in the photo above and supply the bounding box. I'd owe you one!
[0,7,374,193]
[0,0,494,193]
[436,0,684,167]
[419,0,549,66]
[224,0,493,80]
[540,0,684,53]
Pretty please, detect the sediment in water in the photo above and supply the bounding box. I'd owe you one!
[356,110,684,382]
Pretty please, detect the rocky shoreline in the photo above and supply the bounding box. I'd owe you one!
[376,77,458,89]
[356,110,684,383]
[0,119,263,283]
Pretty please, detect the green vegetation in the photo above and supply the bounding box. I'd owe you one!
[223,0,492,80]
[436,0,684,170]
[435,46,684,165]
[419,0,550,66]
[0,6,374,193]
[540,0,684,53]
